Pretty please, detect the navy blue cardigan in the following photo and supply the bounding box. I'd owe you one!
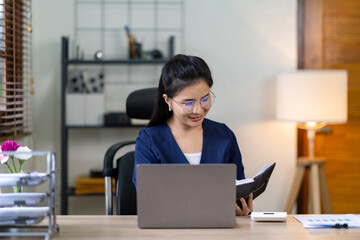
[133,118,245,186]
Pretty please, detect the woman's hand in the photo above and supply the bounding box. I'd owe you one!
[235,193,253,216]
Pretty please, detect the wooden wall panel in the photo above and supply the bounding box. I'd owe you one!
[323,42,360,63]
[300,0,360,214]
[324,18,360,38]
[316,123,360,213]
[323,0,360,17]
[323,16,360,63]
[303,0,323,69]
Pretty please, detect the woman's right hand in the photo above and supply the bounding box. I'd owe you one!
[235,193,253,216]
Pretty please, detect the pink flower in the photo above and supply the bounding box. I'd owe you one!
[1,141,31,173]
[1,140,21,152]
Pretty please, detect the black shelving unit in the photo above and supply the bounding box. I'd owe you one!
[60,36,174,214]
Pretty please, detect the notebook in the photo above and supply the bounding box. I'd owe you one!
[136,164,236,229]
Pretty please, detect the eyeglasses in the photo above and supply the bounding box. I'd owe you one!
[170,91,216,114]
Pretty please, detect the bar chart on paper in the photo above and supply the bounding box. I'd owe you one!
[294,215,360,228]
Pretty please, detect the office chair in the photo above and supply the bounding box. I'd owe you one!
[103,88,157,215]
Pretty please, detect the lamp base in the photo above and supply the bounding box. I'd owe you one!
[285,157,332,214]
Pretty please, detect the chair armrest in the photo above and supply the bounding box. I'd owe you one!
[103,140,136,177]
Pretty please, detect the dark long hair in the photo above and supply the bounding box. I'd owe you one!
[147,54,213,127]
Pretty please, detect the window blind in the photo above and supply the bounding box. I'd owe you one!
[0,0,32,140]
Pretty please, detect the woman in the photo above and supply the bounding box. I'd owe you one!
[133,54,253,216]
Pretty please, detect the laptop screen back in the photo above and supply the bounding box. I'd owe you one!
[136,164,236,228]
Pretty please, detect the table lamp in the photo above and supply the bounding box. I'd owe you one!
[276,70,347,214]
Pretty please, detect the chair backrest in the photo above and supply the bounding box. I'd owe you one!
[116,151,137,215]
[126,88,157,119]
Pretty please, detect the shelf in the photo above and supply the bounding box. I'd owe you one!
[66,58,168,65]
[61,0,182,215]
[61,34,174,215]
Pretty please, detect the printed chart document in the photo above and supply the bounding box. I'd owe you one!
[294,214,360,228]
[235,163,276,206]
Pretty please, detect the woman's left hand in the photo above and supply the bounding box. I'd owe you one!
[235,193,253,216]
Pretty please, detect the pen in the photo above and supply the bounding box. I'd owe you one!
[332,223,348,229]
[311,223,349,228]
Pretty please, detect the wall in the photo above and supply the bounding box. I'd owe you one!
[183,0,297,211]
[32,0,297,213]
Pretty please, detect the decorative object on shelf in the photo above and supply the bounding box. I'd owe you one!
[124,25,142,59]
[104,112,130,127]
[67,70,85,93]
[94,50,103,60]
[277,70,348,214]
[150,49,163,59]
[67,70,104,94]
[83,71,104,94]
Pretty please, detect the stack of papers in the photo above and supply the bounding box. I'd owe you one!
[294,214,360,228]
[0,172,48,187]
[0,207,49,225]
[0,193,47,207]
[0,173,50,226]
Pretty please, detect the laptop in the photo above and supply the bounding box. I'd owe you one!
[136,164,236,228]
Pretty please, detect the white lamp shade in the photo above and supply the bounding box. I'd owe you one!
[276,70,347,123]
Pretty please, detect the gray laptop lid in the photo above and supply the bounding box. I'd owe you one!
[136,164,236,228]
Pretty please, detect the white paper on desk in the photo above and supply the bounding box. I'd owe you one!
[0,216,45,225]
[294,214,360,228]
[0,207,49,221]
[0,172,48,187]
[0,193,47,207]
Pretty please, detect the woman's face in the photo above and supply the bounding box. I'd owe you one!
[164,79,212,129]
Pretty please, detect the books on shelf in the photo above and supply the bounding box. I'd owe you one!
[74,176,115,195]
[236,163,276,206]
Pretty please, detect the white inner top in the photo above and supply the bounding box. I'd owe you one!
[184,152,202,165]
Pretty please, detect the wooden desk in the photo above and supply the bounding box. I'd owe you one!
[47,215,359,240]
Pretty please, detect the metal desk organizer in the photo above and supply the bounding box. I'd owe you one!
[0,151,59,240]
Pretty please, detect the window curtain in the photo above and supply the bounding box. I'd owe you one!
[0,0,32,140]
